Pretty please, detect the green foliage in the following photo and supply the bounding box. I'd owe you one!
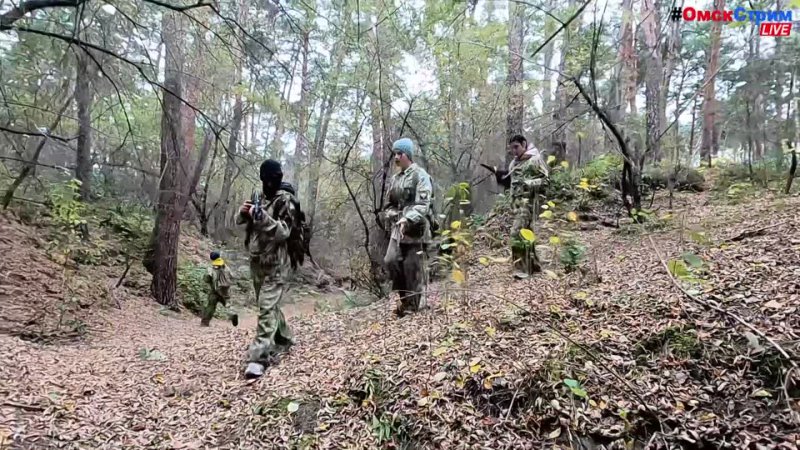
[668,252,706,286]
[580,153,623,186]
[176,262,208,315]
[48,179,88,230]
[559,237,587,273]
[99,204,153,257]
[563,378,588,399]
[45,180,93,264]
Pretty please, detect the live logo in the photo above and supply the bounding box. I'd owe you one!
[759,22,792,36]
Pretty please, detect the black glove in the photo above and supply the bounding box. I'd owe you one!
[495,169,511,189]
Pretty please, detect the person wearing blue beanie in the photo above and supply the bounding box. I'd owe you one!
[379,137,436,317]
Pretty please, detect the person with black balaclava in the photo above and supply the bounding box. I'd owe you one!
[235,159,298,379]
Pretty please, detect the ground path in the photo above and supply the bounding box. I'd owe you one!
[2,191,798,449]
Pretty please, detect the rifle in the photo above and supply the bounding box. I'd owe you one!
[251,190,264,221]
[480,163,511,190]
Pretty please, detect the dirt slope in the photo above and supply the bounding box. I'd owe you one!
[1,191,799,449]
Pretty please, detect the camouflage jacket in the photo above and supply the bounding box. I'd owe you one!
[381,163,433,244]
[507,154,549,202]
[236,190,298,272]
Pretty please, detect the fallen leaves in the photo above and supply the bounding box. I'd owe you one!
[2,191,799,449]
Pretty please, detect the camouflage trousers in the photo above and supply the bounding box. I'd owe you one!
[510,196,542,275]
[247,261,294,365]
[200,291,230,326]
[384,237,428,315]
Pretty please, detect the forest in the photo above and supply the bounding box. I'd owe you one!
[1,0,799,448]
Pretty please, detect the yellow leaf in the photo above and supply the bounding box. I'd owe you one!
[483,378,493,389]
[547,201,556,208]
[547,155,556,164]
[451,220,461,230]
[485,326,496,337]
[519,228,535,242]
[567,211,578,222]
[152,373,165,384]
[539,210,553,219]
[549,236,561,245]
[574,291,588,300]
[432,347,447,357]
[470,364,482,373]
[479,257,489,266]
[455,376,466,389]
[451,269,465,283]
[560,160,569,169]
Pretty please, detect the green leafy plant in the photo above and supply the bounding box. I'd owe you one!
[563,378,588,399]
[176,262,211,316]
[559,237,586,273]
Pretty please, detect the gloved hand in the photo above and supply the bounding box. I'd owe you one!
[381,210,399,228]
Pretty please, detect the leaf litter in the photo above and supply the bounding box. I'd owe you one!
[1,191,799,449]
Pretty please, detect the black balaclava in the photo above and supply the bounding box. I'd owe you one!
[259,159,283,199]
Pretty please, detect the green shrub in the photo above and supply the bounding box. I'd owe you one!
[559,237,586,273]
[177,262,207,315]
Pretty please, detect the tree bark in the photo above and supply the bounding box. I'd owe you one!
[620,0,637,117]
[291,30,312,187]
[148,9,188,309]
[700,0,724,167]
[506,0,524,166]
[75,51,93,201]
[642,0,663,162]
[306,42,343,233]
[210,0,246,238]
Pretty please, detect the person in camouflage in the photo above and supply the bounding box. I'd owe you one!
[500,134,549,278]
[200,251,239,327]
[236,159,297,379]
[379,137,434,317]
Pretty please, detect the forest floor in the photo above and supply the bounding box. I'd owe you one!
[1,186,799,449]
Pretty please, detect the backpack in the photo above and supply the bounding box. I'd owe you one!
[275,182,310,270]
[212,265,232,297]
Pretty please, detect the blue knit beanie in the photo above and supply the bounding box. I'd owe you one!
[392,138,414,159]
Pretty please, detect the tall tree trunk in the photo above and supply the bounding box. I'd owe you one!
[539,0,556,142]
[661,0,682,160]
[642,0,663,162]
[75,51,93,201]
[620,0,637,117]
[291,30,312,187]
[148,10,188,309]
[700,0,724,167]
[211,0,246,238]
[506,0,524,166]
[552,0,579,161]
[306,42,343,233]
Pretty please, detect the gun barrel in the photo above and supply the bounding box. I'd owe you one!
[479,163,496,173]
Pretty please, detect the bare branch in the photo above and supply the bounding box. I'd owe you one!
[528,0,591,59]
[0,0,84,30]
[0,125,76,142]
